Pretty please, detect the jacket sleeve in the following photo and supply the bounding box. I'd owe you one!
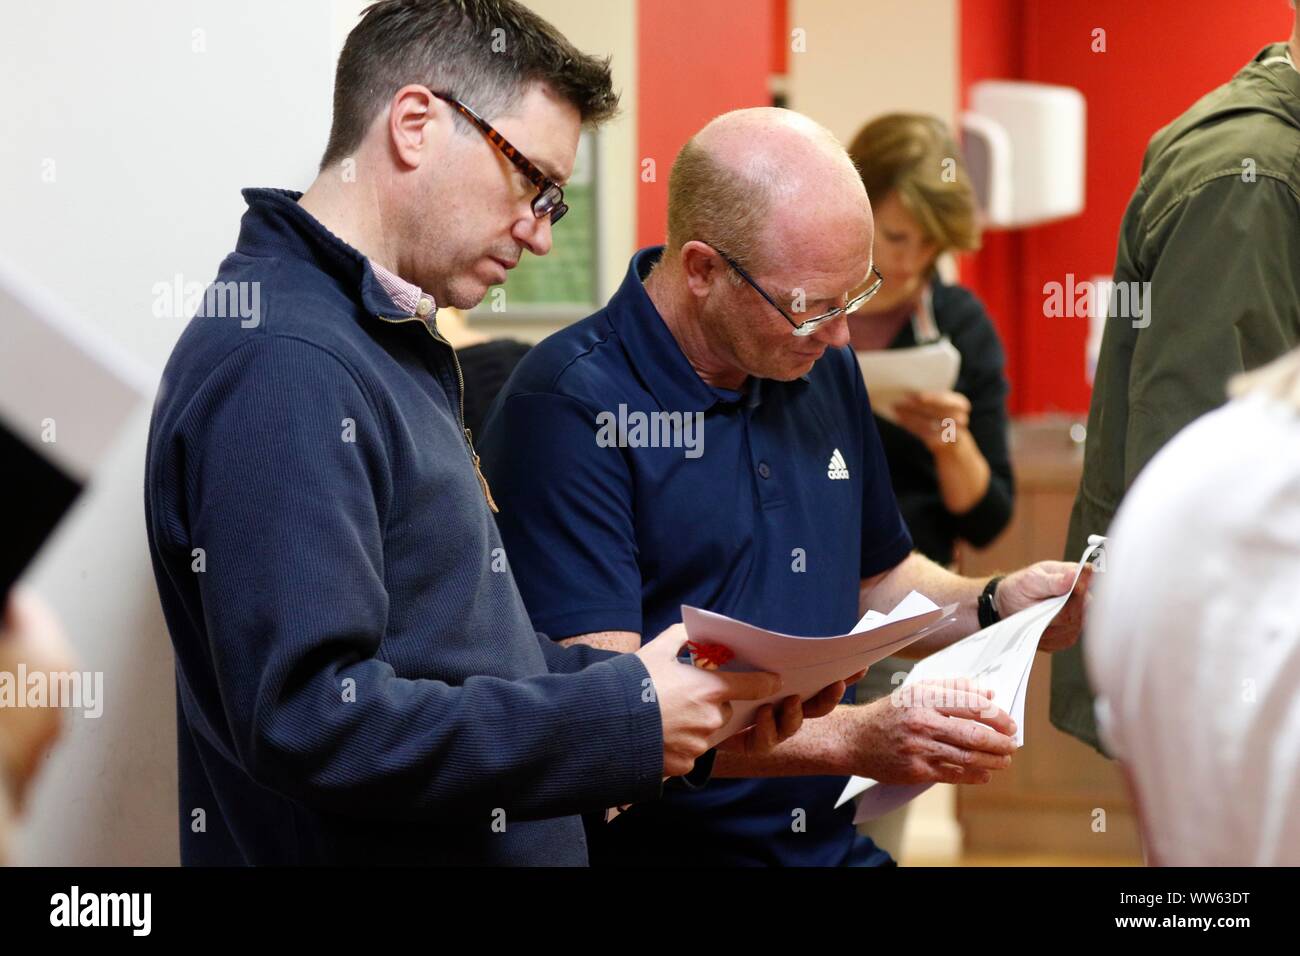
[1126,174,1300,485]
[174,335,664,824]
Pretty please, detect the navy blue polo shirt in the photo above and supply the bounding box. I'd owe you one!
[479,247,913,866]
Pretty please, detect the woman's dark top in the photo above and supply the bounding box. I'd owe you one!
[871,276,1014,566]
[456,338,533,438]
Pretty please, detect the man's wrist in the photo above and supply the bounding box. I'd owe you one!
[716,704,857,777]
[829,702,876,777]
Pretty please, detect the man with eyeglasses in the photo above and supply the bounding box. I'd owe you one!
[142,0,848,867]
[480,108,1091,866]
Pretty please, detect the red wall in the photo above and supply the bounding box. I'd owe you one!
[959,0,1293,415]
[636,0,775,249]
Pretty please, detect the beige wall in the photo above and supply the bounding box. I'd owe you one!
[787,0,958,144]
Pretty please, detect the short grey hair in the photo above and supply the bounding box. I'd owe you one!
[320,0,619,170]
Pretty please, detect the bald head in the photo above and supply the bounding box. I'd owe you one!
[647,108,879,391]
[665,107,873,273]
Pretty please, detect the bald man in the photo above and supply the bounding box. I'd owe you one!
[479,108,1091,867]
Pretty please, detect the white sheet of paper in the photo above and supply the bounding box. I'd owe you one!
[680,592,959,748]
[837,540,1104,822]
[855,339,961,424]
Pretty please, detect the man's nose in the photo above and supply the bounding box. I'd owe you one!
[514,212,552,257]
[812,313,851,349]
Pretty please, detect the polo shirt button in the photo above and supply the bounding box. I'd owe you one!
[757,461,771,479]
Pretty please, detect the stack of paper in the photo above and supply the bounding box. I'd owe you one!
[681,592,959,748]
[835,539,1105,822]
[855,339,961,424]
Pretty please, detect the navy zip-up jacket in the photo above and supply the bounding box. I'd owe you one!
[144,188,664,865]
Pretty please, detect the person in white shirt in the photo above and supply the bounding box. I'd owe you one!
[1086,347,1300,865]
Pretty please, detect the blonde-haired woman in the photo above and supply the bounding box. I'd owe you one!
[847,113,1014,860]
[847,112,1013,567]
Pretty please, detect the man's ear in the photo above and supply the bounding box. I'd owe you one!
[388,84,446,170]
[679,241,725,300]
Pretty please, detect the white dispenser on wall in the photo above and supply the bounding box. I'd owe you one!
[961,80,1086,228]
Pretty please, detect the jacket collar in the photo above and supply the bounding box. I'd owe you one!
[235,187,414,320]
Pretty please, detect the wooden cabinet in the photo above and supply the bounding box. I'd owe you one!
[954,417,1143,861]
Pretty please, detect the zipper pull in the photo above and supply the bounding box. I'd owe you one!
[464,427,499,513]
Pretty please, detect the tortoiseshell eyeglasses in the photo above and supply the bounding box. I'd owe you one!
[430,90,568,225]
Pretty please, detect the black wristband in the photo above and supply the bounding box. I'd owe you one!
[978,575,1005,629]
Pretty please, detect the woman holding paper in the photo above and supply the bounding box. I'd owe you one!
[845,113,1014,569]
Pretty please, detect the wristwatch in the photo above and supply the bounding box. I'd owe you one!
[978,575,1005,630]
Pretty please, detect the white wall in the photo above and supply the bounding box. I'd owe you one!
[2,0,336,864]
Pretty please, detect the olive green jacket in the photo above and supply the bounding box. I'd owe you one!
[1052,44,1300,753]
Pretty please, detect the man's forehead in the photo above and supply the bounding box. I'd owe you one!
[771,256,874,299]
[764,211,873,291]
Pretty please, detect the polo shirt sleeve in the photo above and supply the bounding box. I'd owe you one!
[481,390,645,640]
[852,354,915,578]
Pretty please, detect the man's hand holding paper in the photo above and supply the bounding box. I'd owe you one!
[994,560,1095,652]
[847,679,1017,786]
[634,624,865,776]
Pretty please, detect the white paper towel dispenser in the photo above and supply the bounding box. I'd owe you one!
[961,80,1086,229]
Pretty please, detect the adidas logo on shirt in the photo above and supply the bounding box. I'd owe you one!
[827,448,850,480]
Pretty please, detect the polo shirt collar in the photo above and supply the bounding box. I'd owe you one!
[610,246,804,414]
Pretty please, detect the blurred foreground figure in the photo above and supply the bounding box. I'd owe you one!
[1087,348,1300,865]
[0,589,74,864]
